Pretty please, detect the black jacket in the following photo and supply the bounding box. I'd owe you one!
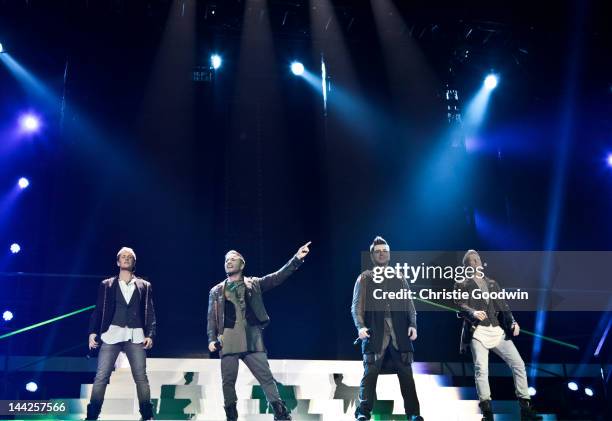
[207,255,303,344]
[351,269,417,354]
[453,277,515,354]
[88,276,157,339]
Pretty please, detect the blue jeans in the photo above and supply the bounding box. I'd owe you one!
[89,341,151,405]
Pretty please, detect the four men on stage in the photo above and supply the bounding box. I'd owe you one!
[207,242,311,421]
[83,244,543,421]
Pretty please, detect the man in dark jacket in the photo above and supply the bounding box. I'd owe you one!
[86,247,156,420]
[351,236,423,421]
[454,249,541,421]
[207,242,311,421]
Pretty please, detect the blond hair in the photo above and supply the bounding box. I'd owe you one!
[117,247,137,261]
[462,249,479,266]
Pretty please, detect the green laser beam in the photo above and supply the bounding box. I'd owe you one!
[0,305,95,340]
[520,330,580,350]
[414,297,457,312]
[0,299,581,351]
[414,297,580,350]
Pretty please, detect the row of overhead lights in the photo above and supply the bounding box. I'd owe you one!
[208,53,306,76]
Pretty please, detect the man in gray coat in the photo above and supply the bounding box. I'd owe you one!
[207,242,311,421]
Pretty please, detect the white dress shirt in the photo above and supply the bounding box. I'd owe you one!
[101,278,145,344]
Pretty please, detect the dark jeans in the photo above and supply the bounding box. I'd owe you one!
[356,346,420,418]
[221,351,281,407]
[89,341,151,406]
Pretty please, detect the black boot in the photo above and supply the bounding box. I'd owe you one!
[355,402,370,420]
[271,400,292,420]
[139,401,154,420]
[224,403,238,421]
[85,402,101,420]
[519,398,542,420]
[479,400,494,421]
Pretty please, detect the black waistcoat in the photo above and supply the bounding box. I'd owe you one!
[362,273,414,354]
[111,282,143,328]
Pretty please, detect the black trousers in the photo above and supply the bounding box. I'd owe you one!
[356,346,420,418]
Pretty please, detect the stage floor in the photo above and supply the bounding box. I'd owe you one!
[5,357,566,420]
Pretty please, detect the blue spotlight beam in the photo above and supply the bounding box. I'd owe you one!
[0,54,58,108]
[532,4,586,378]
[594,315,612,357]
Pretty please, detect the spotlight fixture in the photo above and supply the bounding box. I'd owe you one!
[211,54,222,70]
[2,310,13,322]
[10,243,21,254]
[18,177,30,189]
[25,382,38,392]
[291,61,304,76]
[19,113,41,133]
[484,74,498,90]
[567,381,579,391]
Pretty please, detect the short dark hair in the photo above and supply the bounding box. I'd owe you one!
[369,236,389,253]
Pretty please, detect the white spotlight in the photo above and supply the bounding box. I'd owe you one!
[291,61,304,76]
[484,74,498,90]
[2,310,13,322]
[211,54,222,70]
[18,177,30,189]
[25,382,38,392]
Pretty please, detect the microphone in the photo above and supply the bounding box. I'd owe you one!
[353,329,371,346]
[86,341,100,359]
[213,340,223,351]
[212,335,224,352]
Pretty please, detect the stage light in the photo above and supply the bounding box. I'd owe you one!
[10,243,21,254]
[0,43,3,53]
[606,153,612,167]
[25,382,38,392]
[2,311,13,322]
[528,386,536,396]
[568,381,579,391]
[19,113,41,132]
[211,54,222,70]
[18,177,29,189]
[584,387,594,397]
[291,61,304,76]
[484,74,498,90]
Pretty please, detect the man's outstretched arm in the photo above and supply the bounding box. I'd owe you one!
[258,242,311,292]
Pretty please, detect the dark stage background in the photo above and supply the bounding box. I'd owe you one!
[0,1,610,368]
